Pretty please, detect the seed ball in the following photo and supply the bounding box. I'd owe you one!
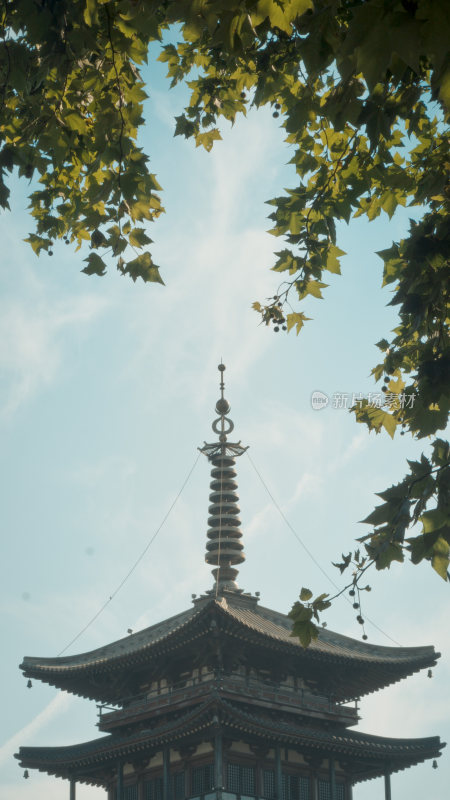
[349,589,355,596]
[240,91,246,99]
[384,376,389,383]
[274,326,279,332]
[48,250,53,256]
[362,634,368,641]
[273,111,279,118]
[352,603,359,609]
[275,102,281,110]
[381,386,387,392]
[282,325,287,331]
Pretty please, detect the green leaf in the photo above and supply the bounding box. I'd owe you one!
[195,129,222,151]
[300,587,313,601]
[82,252,107,276]
[431,537,450,580]
[421,509,448,535]
[289,212,302,236]
[305,280,327,299]
[148,174,163,192]
[362,503,393,526]
[129,228,153,248]
[380,191,398,219]
[432,439,450,467]
[286,312,311,335]
[409,533,433,565]
[64,113,88,135]
[91,229,107,248]
[252,0,313,33]
[289,601,319,648]
[374,542,404,570]
[123,252,165,284]
[353,404,398,439]
[84,0,99,27]
[438,66,450,112]
[289,601,312,623]
[295,619,319,648]
[24,234,51,256]
[325,245,345,275]
[332,552,352,573]
[313,594,331,614]
[174,115,196,139]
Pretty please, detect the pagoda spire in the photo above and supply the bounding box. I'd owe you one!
[199,363,248,594]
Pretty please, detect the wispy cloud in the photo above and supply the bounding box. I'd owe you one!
[328,431,367,471]
[0,293,108,416]
[0,693,72,768]
[287,472,323,509]
[69,455,137,487]
[122,106,286,408]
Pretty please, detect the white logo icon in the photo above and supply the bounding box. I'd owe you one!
[311,391,329,410]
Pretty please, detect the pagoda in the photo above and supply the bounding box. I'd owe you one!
[16,364,444,800]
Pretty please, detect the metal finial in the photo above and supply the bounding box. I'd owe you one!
[199,364,248,594]
[214,363,231,436]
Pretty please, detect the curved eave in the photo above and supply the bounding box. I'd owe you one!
[219,699,445,782]
[15,696,445,786]
[20,597,440,703]
[15,697,222,786]
[213,602,439,701]
[20,604,205,702]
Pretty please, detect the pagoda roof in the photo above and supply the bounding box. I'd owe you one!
[15,692,444,786]
[20,592,439,703]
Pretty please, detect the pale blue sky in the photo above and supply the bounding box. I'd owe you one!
[0,45,448,800]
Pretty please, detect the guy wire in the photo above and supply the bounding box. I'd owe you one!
[58,453,201,656]
[246,451,401,646]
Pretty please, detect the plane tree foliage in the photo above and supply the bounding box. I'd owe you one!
[1,0,449,644]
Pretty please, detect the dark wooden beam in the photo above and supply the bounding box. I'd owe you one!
[117,761,123,800]
[384,771,392,800]
[215,729,223,790]
[275,745,282,800]
[163,747,170,800]
[329,756,337,800]
[310,771,318,800]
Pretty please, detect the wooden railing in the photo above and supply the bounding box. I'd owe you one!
[97,673,357,729]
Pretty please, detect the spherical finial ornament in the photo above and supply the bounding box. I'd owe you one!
[218,363,226,372]
[216,397,230,414]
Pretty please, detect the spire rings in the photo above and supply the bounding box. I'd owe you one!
[212,416,234,436]
[199,363,248,593]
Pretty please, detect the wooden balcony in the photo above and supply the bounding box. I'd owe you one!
[97,673,358,732]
